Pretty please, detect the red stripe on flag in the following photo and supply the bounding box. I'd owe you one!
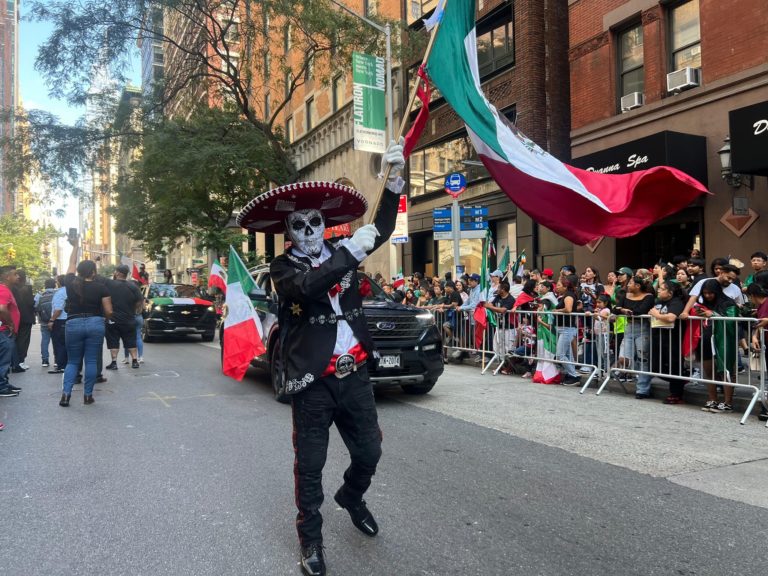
[480,156,709,245]
[403,66,431,159]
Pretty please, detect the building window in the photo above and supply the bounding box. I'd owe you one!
[669,0,701,70]
[306,97,315,132]
[332,75,344,113]
[285,70,292,99]
[476,19,515,77]
[364,0,378,17]
[618,23,644,98]
[408,135,487,198]
[264,93,270,120]
[284,24,292,52]
[286,116,294,143]
[304,52,315,82]
[264,52,271,77]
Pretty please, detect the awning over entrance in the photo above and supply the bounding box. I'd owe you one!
[571,131,708,186]
[729,101,768,176]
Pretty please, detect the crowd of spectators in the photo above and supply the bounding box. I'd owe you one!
[372,249,768,418]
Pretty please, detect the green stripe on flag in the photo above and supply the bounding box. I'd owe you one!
[426,0,506,161]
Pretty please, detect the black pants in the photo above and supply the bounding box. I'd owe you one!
[291,367,382,546]
[14,322,32,365]
[51,320,68,369]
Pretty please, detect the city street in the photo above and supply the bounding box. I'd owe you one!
[2,328,768,576]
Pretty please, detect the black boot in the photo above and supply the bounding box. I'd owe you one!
[300,543,325,576]
[334,488,379,536]
[59,394,70,407]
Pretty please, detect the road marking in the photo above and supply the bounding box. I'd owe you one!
[138,392,218,407]
[132,370,180,379]
[145,391,174,407]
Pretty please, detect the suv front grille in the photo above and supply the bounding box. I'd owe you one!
[165,304,209,322]
[366,313,424,341]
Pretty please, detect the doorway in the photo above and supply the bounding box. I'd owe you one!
[615,208,703,269]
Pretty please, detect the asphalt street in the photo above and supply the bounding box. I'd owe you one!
[1,327,767,576]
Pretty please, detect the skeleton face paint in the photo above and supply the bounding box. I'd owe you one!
[286,209,325,256]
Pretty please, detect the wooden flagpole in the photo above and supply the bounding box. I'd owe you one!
[367,0,449,224]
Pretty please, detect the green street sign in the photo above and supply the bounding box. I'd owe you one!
[352,52,386,153]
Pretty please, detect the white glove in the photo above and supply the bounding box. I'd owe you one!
[379,137,405,181]
[349,224,380,254]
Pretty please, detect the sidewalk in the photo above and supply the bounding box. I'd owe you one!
[394,363,768,509]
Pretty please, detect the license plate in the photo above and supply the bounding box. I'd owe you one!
[378,355,401,369]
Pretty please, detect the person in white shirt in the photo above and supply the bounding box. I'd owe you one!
[680,263,744,319]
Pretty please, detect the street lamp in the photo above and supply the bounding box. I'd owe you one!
[718,136,754,190]
[327,0,394,145]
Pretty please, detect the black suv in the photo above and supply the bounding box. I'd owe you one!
[142,283,218,342]
[220,266,444,402]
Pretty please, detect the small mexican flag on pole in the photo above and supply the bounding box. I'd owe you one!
[222,247,266,381]
[209,259,227,293]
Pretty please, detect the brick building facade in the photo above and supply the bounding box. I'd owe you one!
[569,0,768,271]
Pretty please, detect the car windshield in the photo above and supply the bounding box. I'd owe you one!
[357,273,392,302]
[148,284,197,299]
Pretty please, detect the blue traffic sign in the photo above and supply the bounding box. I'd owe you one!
[444,172,466,197]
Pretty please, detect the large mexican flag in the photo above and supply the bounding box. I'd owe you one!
[424,0,708,245]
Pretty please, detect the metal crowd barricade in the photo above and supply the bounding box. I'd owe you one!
[590,313,765,425]
[431,307,602,386]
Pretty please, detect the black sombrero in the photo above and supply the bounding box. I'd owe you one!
[236,181,368,233]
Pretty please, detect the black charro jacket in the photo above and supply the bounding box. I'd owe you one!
[270,190,400,394]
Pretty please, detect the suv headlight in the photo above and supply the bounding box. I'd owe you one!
[153,305,164,312]
[207,305,215,312]
[416,312,435,326]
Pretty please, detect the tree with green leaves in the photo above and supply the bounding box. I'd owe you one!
[111,105,289,258]
[0,215,62,287]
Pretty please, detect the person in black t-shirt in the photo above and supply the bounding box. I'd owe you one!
[105,265,144,370]
[59,237,112,407]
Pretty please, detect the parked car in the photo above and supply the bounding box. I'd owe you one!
[142,283,218,342]
[220,266,444,402]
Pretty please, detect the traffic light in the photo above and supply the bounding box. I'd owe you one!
[6,247,16,260]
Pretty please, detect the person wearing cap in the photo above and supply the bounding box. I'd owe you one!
[237,140,405,576]
[541,268,554,281]
[485,269,504,300]
[104,265,144,370]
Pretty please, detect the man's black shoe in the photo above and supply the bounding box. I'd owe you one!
[96,376,107,384]
[48,368,64,374]
[334,489,379,536]
[131,359,140,369]
[300,543,326,576]
[106,361,118,371]
[0,387,19,397]
[11,367,26,373]
[8,384,21,393]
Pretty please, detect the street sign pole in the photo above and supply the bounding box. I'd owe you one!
[452,197,461,280]
[443,172,467,280]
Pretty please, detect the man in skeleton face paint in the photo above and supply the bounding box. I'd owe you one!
[236,139,406,576]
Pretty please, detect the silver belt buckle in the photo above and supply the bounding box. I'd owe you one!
[334,353,356,379]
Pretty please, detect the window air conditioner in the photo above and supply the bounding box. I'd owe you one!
[666,67,701,93]
[620,92,644,112]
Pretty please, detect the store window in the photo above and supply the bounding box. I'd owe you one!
[669,0,701,70]
[437,239,484,279]
[618,23,644,98]
[408,136,477,198]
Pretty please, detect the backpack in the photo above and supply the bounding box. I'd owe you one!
[37,291,55,323]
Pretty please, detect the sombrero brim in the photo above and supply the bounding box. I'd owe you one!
[236,181,368,233]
